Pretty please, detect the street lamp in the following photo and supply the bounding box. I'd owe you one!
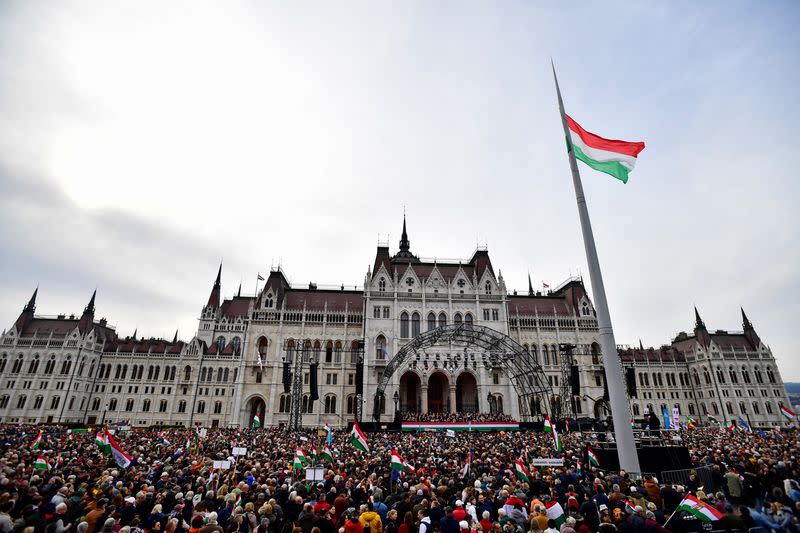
[393,390,399,413]
[487,392,493,414]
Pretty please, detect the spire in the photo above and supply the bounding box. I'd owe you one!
[741,307,753,330]
[14,287,38,332]
[172,330,178,343]
[399,215,410,252]
[639,339,644,350]
[206,263,222,308]
[237,282,242,297]
[132,328,138,340]
[78,290,96,335]
[528,273,534,296]
[694,306,705,330]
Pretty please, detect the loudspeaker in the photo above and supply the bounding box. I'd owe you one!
[625,367,637,398]
[355,359,364,396]
[570,365,580,396]
[309,363,319,401]
[282,362,291,393]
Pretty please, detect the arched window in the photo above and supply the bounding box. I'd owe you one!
[232,337,241,356]
[400,312,409,338]
[324,394,337,414]
[286,339,296,362]
[115,364,122,379]
[712,402,719,415]
[143,399,151,412]
[184,365,192,381]
[302,340,312,363]
[427,312,436,331]
[454,313,462,325]
[325,341,333,363]
[531,345,538,363]
[347,395,355,414]
[542,345,550,366]
[591,343,600,365]
[29,355,41,374]
[108,398,117,411]
[632,404,640,416]
[767,367,776,384]
[378,277,386,292]
[351,340,360,364]
[495,394,504,413]
[0,355,6,374]
[33,396,43,409]
[0,396,8,408]
[485,281,492,295]
[126,399,135,411]
[729,367,738,384]
[716,367,726,384]
[375,335,387,359]
[313,340,321,362]
[752,402,760,415]
[739,401,746,415]
[765,401,773,414]
[60,357,72,375]
[207,368,214,382]
[196,400,204,414]
[91,397,100,410]
[725,402,733,415]
[200,368,207,382]
[411,312,420,337]
[17,395,27,409]
[214,401,222,414]
[279,394,291,413]
[688,403,695,415]
[258,337,269,357]
[216,368,223,382]
[742,366,751,384]
[11,355,23,374]
[703,368,711,385]
[438,312,447,328]
[215,336,226,353]
[754,367,763,384]
[223,368,229,382]
[334,341,342,363]
[301,394,314,414]
[178,400,186,413]
[464,313,473,326]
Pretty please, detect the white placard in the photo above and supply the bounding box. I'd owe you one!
[305,467,325,481]
[213,460,232,470]
[299,436,308,442]
[446,430,456,438]
[530,458,564,467]
[199,428,208,438]
[232,447,248,456]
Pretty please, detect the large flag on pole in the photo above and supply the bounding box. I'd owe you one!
[566,115,645,184]
[391,449,415,473]
[514,459,530,483]
[780,405,796,420]
[543,415,562,452]
[350,420,370,453]
[31,430,43,451]
[587,447,600,467]
[551,61,642,474]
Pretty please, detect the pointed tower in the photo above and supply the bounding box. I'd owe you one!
[172,330,179,344]
[14,287,38,332]
[237,283,242,297]
[395,214,416,260]
[528,273,534,296]
[78,290,96,335]
[693,306,711,348]
[639,339,644,350]
[207,263,222,308]
[741,307,761,349]
[132,328,138,340]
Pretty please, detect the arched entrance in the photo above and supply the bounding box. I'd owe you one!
[373,324,553,422]
[456,372,478,412]
[428,372,449,413]
[245,395,266,428]
[399,372,420,412]
[594,398,611,419]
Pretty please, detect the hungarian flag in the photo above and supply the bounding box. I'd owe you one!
[460,450,472,479]
[587,447,599,467]
[292,453,304,470]
[295,447,308,465]
[106,430,132,468]
[545,501,565,527]
[566,115,645,184]
[391,449,414,473]
[780,405,796,419]
[31,430,43,451]
[514,459,530,483]
[320,446,334,463]
[543,415,562,452]
[673,494,723,523]
[159,432,171,446]
[725,422,735,432]
[206,470,217,493]
[33,453,50,470]
[310,447,318,462]
[252,413,261,428]
[706,414,720,425]
[350,420,370,453]
[96,431,111,454]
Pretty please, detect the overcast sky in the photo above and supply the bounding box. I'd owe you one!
[1,2,799,378]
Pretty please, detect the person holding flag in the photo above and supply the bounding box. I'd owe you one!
[543,415,562,452]
[30,429,43,452]
[391,449,414,474]
[105,430,132,469]
[514,458,530,483]
[350,420,369,453]
[587,446,600,468]
[252,411,261,428]
[460,450,472,479]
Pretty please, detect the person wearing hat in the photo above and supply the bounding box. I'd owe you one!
[452,501,466,522]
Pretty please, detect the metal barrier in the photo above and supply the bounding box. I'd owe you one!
[659,464,715,492]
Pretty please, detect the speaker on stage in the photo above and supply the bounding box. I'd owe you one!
[282,361,291,393]
[570,365,580,396]
[309,362,319,401]
[625,367,637,398]
[355,358,364,396]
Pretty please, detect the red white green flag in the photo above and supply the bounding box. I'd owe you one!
[545,501,565,527]
[673,494,723,523]
[780,405,796,419]
[31,430,43,451]
[566,115,645,184]
[106,430,132,468]
[391,449,414,473]
[350,420,370,453]
[543,416,562,452]
[295,447,308,465]
[514,459,530,483]
[587,447,599,467]
[33,453,50,470]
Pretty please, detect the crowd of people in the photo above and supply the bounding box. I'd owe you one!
[1,424,798,533]
[400,413,517,423]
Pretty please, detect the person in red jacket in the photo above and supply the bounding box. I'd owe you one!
[345,512,364,533]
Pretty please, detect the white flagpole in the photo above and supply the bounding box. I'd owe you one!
[551,61,641,475]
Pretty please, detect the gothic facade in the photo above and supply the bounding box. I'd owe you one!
[0,219,792,428]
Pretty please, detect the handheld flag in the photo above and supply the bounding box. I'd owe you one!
[460,450,472,479]
[292,453,304,470]
[780,405,796,420]
[31,430,43,451]
[670,494,723,523]
[96,431,111,455]
[295,447,308,465]
[587,447,600,467]
[391,449,415,473]
[350,420,370,453]
[252,412,261,428]
[320,445,334,463]
[106,430,132,468]
[514,459,530,483]
[543,415,562,452]
[565,115,645,184]
[34,453,50,470]
[545,502,565,528]
[737,417,752,432]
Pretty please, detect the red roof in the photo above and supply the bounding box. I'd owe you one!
[18,318,79,336]
[506,296,571,316]
[284,289,363,312]
[220,296,253,318]
[711,333,752,350]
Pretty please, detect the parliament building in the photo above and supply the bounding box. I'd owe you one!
[0,218,792,429]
